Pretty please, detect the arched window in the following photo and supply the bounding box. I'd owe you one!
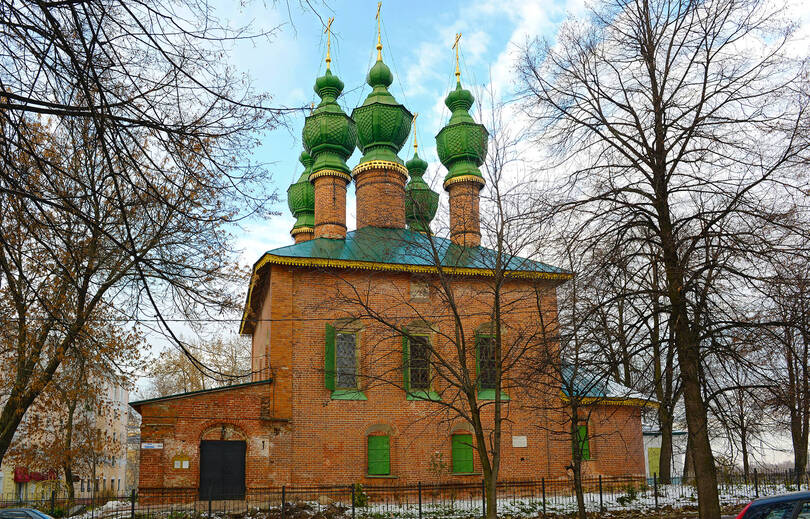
[402,321,440,401]
[474,322,509,401]
[325,319,367,400]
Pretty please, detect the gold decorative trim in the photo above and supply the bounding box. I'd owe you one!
[310,169,351,183]
[290,226,314,236]
[443,174,486,190]
[560,391,658,408]
[352,160,408,178]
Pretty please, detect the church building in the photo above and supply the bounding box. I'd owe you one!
[131,22,648,500]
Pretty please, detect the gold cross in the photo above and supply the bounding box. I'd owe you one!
[324,17,334,69]
[375,2,383,60]
[452,32,462,81]
[412,113,419,152]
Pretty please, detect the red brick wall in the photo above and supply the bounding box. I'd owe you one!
[250,264,646,485]
[447,181,481,247]
[353,166,407,229]
[137,263,646,494]
[312,174,348,239]
[135,382,291,494]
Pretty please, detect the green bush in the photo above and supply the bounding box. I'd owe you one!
[616,484,639,506]
[352,484,368,508]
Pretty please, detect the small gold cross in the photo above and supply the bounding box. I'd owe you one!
[324,17,334,69]
[412,113,419,152]
[375,2,383,60]
[452,33,462,81]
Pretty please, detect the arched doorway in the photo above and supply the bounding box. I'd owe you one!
[199,424,246,500]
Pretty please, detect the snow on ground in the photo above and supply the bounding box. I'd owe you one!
[69,482,797,518]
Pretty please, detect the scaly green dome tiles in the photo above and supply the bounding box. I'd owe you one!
[405,150,439,234]
[435,80,489,190]
[302,69,357,179]
[287,150,315,234]
[351,57,412,168]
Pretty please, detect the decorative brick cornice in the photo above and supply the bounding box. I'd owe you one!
[310,169,352,183]
[290,226,314,236]
[352,160,408,179]
[443,174,486,191]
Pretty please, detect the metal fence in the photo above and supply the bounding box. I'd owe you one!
[1,471,808,518]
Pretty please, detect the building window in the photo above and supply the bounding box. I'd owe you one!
[367,435,390,476]
[118,478,121,491]
[476,335,496,390]
[408,335,430,390]
[80,479,84,492]
[325,324,366,400]
[575,423,591,461]
[451,434,474,474]
[335,333,358,389]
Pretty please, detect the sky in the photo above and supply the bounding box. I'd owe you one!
[218,0,590,265]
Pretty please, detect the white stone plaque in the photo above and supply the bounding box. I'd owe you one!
[512,435,527,448]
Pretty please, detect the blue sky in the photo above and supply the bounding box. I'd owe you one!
[216,0,587,264]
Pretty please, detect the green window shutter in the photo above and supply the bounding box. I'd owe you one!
[367,435,390,475]
[576,424,590,461]
[402,335,410,392]
[325,324,336,391]
[451,434,474,474]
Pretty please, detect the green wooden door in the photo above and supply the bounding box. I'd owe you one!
[452,434,474,474]
[367,435,390,475]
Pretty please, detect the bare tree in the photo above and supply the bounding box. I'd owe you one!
[762,246,810,480]
[518,0,809,515]
[0,0,321,465]
[146,336,251,398]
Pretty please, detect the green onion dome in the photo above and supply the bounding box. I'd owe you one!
[404,150,439,233]
[351,57,412,168]
[302,69,357,180]
[287,150,315,234]
[435,80,489,190]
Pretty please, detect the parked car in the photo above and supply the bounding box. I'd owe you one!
[736,491,810,519]
[0,510,54,519]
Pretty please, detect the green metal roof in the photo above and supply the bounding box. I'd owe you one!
[264,226,567,274]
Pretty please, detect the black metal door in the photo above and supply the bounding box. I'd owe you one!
[199,440,246,500]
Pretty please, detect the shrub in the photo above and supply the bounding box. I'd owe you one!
[352,484,368,508]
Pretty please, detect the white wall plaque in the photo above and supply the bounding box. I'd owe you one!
[512,436,527,448]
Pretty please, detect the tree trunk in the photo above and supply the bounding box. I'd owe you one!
[658,411,674,484]
[63,462,75,502]
[677,340,721,519]
[740,425,750,482]
[657,189,721,518]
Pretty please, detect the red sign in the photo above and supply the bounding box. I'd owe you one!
[13,467,30,483]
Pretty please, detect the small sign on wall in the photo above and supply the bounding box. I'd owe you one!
[512,436,527,448]
[141,442,164,450]
[173,455,190,469]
